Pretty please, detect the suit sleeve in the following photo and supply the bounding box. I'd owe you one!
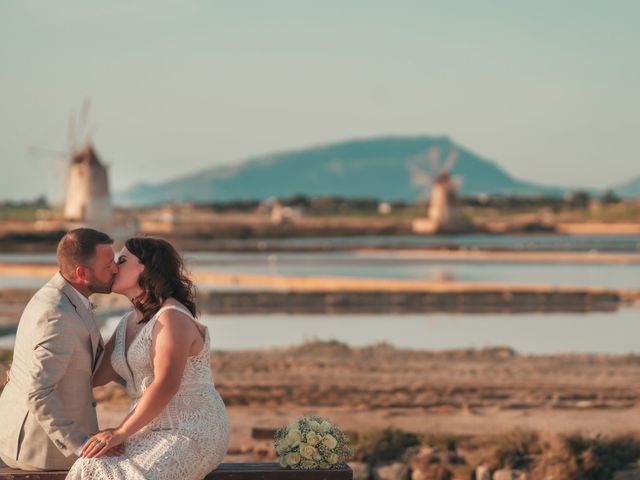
[25,309,88,457]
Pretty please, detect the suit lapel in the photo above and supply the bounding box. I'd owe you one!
[51,272,103,371]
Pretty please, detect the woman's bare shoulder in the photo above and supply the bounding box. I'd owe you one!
[155,300,196,329]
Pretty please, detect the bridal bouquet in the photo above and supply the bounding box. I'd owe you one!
[274,415,352,469]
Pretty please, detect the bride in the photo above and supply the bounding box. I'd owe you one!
[67,237,230,479]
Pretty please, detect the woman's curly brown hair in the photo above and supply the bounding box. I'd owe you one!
[125,236,197,324]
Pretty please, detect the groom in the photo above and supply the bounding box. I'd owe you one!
[0,228,118,470]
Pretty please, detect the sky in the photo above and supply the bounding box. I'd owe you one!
[1,0,638,202]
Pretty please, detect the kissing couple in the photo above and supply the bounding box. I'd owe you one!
[0,228,230,479]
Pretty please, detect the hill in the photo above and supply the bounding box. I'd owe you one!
[116,136,566,205]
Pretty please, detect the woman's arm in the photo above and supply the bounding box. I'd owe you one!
[80,310,197,457]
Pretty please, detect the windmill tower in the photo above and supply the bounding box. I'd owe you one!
[64,100,112,226]
[32,99,113,227]
[64,143,112,226]
[410,145,467,234]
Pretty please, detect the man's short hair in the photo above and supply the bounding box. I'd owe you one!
[56,228,114,276]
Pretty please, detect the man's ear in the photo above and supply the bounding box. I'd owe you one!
[75,265,89,282]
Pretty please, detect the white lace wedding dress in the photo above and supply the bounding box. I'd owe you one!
[67,305,230,480]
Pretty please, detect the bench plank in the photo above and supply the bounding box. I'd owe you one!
[251,428,358,442]
[0,463,353,480]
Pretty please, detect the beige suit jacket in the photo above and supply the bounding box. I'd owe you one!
[0,272,104,470]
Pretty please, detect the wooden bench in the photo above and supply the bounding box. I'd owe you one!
[0,462,353,479]
[252,427,360,441]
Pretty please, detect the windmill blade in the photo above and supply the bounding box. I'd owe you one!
[84,124,98,145]
[28,150,70,205]
[68,112,76,153]
[28,145,69,159]
[427,146,441,173]
[442,149,458,173]
[77,97,91,143]
[54,157,71,204]
[418,189,431,202]
[451,176,463,191]
[409,165,432,188]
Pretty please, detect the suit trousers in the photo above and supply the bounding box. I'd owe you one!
[0,451,47,471]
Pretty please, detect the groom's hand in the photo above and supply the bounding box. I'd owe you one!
[2,363,10,386]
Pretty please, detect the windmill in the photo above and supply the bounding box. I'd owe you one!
[30,99,112,227]
[410,145,465,233]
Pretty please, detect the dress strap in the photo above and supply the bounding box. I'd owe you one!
[154,305,196,320]
[154,305,207,341]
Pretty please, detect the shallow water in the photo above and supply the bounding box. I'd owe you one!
[3,250,639,289]
[179,233,640,253]
[1,238,639,354]
[1,308,638,354]
[186,251,640,289]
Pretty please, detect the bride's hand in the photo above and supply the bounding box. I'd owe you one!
[80,428,128,458]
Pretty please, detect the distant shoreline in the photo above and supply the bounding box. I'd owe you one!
[2,233,640,256]
[1,221,640,253]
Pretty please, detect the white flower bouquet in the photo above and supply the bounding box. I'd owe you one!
[274,415,352,469]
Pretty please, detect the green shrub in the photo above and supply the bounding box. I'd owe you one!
[353,428,420,463]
